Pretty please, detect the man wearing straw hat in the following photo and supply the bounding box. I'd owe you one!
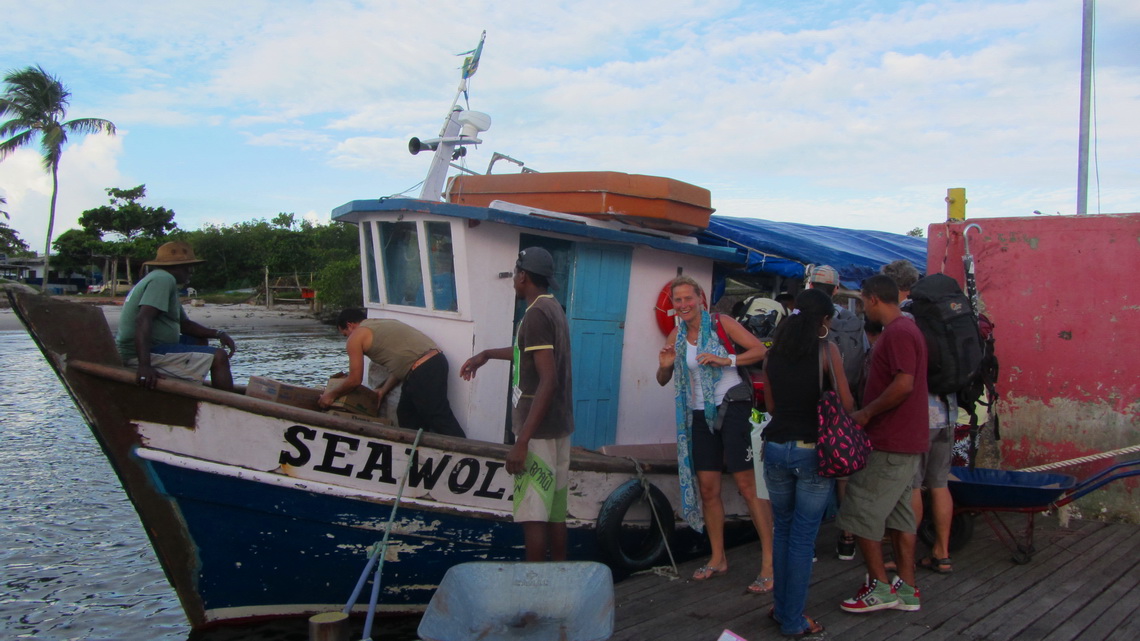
[117,241,237,391]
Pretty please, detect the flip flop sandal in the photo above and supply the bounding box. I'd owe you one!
[747,575,774,593]
[691,565,728,581]
[919,555,953,574]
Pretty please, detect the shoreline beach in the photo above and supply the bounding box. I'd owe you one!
[0,297,326,333]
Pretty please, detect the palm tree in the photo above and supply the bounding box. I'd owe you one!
[0,65,116,267]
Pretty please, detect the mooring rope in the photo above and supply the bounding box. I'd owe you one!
[626,456,680,578]
[1016,443,1140,472]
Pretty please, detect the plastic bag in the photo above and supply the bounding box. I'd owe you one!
[749,409,771,499]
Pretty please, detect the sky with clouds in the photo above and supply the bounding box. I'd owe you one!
[1,0,1137,254]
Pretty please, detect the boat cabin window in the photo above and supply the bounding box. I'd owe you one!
[380,222,425,307]
[375,220,460,312]
[362,221,380,303]
[426,222,458,312]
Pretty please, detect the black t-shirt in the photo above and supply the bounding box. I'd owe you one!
[763,342,823,443]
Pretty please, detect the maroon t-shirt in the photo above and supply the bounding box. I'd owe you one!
[862,315,929,453]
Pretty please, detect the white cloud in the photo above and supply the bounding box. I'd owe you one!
[242,128,334,151]
[0,134,125,254]
[0,0,1135,239]
[328,132,475,176]
[300,209,327,225]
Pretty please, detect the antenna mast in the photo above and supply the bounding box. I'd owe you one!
[1076,0,1094,215]
[409,32,492,201]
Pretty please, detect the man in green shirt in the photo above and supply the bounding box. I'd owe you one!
[117,241,237,391]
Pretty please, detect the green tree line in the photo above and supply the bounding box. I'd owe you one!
[183,216,362,310]
[49,185,361,309]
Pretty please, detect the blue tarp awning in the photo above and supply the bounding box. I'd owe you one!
[698,216,928,290]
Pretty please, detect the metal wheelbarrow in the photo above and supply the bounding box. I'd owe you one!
[947,459,1140,564]
[417,561,615,641]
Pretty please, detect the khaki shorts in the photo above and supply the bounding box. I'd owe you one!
[512,435,571,523]
[836,451,920,540]
[127,351,213,383]
[914,427,953,489]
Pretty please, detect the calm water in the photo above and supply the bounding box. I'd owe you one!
[0,324,421,640]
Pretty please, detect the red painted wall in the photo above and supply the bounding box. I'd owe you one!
[928,215,1140,517]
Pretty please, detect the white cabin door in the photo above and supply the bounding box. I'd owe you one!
[568,244,631,449]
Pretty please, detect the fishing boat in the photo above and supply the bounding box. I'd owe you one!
[9,37,930,629]
[5,45,761,630]
[10,288,709,626]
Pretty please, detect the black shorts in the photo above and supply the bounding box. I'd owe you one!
[691,403,754,473]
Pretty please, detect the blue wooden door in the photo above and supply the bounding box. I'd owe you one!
[568,244,631,449]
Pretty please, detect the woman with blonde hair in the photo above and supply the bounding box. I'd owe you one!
[656,275,775,591]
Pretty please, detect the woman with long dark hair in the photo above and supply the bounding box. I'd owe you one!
[656,275,775,592]
[761,288,855,636]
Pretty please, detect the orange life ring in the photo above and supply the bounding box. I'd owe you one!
[654,280,707,335]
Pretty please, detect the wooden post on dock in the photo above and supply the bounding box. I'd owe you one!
[308,611,348,641]
[265,266,273,310]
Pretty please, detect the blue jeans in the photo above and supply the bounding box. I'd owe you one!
[764,441,834,636]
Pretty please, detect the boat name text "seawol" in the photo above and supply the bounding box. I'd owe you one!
[278,425,508,501]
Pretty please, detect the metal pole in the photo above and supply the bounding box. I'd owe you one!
[1076,0,1094,215]
[418,108,463,201]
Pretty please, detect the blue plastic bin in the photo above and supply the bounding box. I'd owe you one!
[417,561,614,641]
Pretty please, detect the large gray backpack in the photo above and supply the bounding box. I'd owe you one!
[909,274,985,396]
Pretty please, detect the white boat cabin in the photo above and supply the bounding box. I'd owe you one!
[332,197,742,448]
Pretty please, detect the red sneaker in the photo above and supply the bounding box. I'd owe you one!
[840,578,899,613]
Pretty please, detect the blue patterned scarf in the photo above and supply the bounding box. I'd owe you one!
[672,309,729,533]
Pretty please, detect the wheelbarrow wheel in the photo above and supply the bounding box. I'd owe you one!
[1012,544,1033,565]
[948,512,975,552]
[917,511,975,553]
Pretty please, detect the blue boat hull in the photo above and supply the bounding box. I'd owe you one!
[146,458,605,618]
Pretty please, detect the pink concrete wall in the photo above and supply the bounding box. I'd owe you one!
[928,214,1140,518]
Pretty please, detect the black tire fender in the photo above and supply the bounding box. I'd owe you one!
[595,479,675,573]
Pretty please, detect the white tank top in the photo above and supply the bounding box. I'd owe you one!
[685,342,743,410]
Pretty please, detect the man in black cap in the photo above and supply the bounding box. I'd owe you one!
[460,247,575,561]
[117,241,237,391]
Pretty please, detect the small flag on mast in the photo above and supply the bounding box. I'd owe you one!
[460,31,486,79]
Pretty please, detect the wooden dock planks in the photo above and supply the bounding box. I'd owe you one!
[611,515,1140,640]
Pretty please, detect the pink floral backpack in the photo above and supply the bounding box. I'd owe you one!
[816,340,871,478]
